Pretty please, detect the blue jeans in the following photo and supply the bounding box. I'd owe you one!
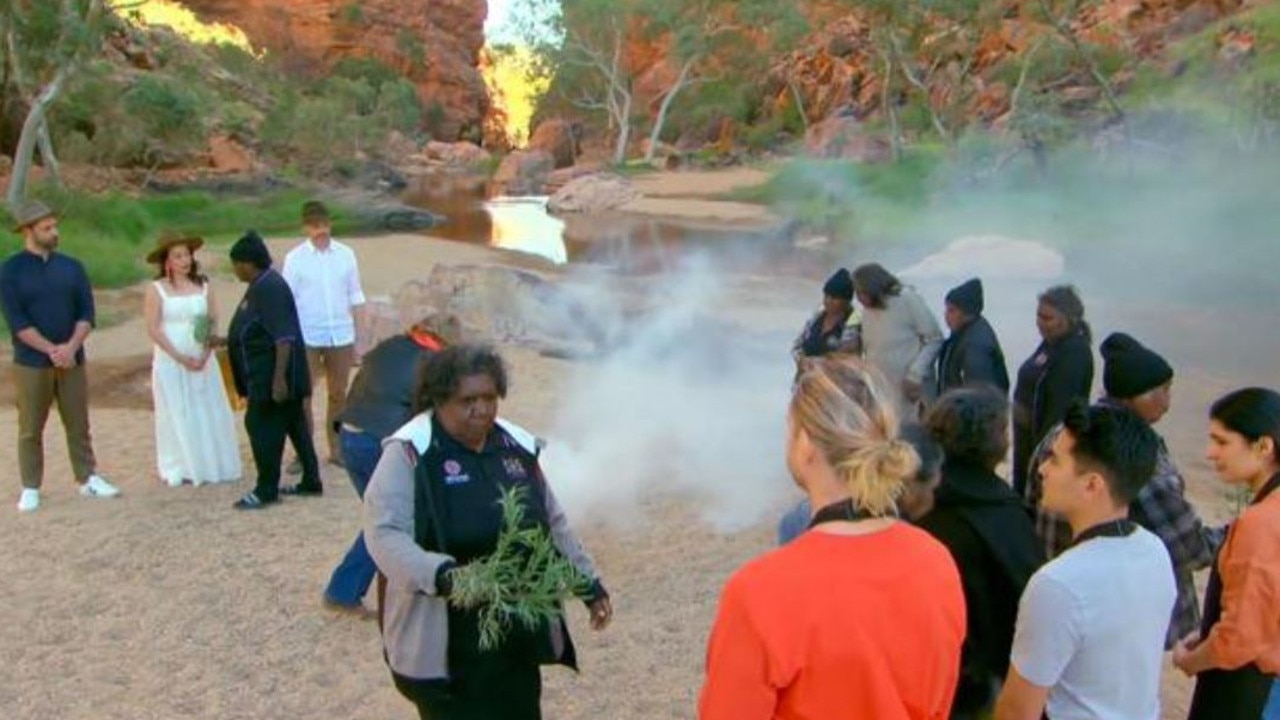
[1266,678,1280,720]
[777,499,812,546]
[324,429,382,606]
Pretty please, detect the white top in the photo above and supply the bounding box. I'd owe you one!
[1010,526,1175,720]
[281,238,365,347]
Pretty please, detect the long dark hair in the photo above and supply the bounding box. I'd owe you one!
[153,245,208,285]
[1039,284,1091,343]
[852,263,902,309]
[1210,388,1280,465]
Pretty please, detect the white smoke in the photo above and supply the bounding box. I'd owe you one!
[537,255,800,533]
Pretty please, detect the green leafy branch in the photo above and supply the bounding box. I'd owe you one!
[192,313,212,345]
[447,485,592,651]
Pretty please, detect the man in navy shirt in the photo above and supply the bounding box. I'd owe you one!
[224,230,321,509]
[0,201,119,512]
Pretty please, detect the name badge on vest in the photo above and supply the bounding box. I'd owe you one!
[443,459,471,485]
[503,457,528,479]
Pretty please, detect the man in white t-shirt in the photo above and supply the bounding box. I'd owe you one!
[281,201,366,470]
[995,401,1175,720]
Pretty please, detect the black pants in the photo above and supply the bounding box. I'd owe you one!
[1187,664,1274,720]
[392,659,541,720]
[244,397,320,501]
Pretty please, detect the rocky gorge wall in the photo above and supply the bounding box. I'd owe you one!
[178,0,491,140]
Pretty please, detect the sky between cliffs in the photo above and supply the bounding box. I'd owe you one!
[486,0,517,42]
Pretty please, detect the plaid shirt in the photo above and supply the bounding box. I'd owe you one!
[1024,408,1226,649]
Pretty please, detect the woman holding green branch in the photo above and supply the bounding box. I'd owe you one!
[143,231,241,487]
[364,344,612,720]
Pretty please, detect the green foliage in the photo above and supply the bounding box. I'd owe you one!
[447,486,591,651]
[122,74,208,159]
[338,2,367,26]
[1123,1,1280,149]
[331,56,401,90]
[259,69,424,172]
[424,101,448,137]
[218,101,259,140]
[396,29,427,67]
[376,80,425,134]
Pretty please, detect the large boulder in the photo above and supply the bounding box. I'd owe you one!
[491,150,554,195]
[392,264,618,356]
[545,163,604,193]
[803,114,891,163]
[424,141,492,168]
[547,173,639,214]
[528,119,581,168]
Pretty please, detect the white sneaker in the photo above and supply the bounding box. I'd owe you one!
[17,488,39,512]
[80,474,121,499]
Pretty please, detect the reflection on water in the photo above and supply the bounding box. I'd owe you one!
[401,178,835,277]
[488,197,568,264]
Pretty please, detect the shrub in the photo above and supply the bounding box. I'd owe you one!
[121,74,208,162]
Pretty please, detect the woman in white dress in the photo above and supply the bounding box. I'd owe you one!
[144,232,242,486]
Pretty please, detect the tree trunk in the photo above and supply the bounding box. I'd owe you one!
[36,118,61,188]
[880,49,902,162]
[8,68,67,208]
[612,90,632,166]
[788,80,810,133]
[643,57,696,165]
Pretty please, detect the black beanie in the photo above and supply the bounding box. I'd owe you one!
[945,278,984,316]
[1101,332,1173,399]
[823,268,854,301]
[230,230,272,269]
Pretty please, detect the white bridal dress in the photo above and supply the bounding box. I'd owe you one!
[151,282,242,486]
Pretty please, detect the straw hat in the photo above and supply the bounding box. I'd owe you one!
[146,230,205,265]
[11,200,56,232]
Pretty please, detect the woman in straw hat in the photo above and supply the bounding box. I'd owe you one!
[143,231,241,487]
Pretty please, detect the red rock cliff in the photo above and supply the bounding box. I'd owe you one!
[178,0,489,139]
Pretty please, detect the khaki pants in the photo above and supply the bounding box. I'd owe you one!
[13,363,97,489]
[303,345,354,462]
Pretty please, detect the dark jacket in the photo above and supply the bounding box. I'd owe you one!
[227,269,310,403]
[365,413,606,683]
[340,334,438,440]
[792,308,861,359]
[916,460,1045,717]
[935,315,1010,396]
[1011,328,1094,496]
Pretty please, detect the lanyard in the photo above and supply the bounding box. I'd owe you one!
[808,498,877,528]
[1253,473,1280,505]
[1070,518,1136,548]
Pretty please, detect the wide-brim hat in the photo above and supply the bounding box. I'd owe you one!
[11,200,56,232]
[146,230,205,265]
[301,200,331,223]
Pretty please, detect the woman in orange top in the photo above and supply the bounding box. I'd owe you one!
[1173,387,1280,720]
[699,356,966,720]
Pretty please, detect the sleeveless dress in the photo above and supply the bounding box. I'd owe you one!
[151,281,242,486]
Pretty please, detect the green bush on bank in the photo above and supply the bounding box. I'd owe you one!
[0,187,368,290]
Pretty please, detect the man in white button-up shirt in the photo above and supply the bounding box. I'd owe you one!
[281,201,366,468]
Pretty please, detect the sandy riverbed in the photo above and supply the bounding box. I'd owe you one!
[2,183,1274,718]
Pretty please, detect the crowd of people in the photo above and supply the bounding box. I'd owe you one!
[781,264,1280,720]
[2,198,1278,720]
